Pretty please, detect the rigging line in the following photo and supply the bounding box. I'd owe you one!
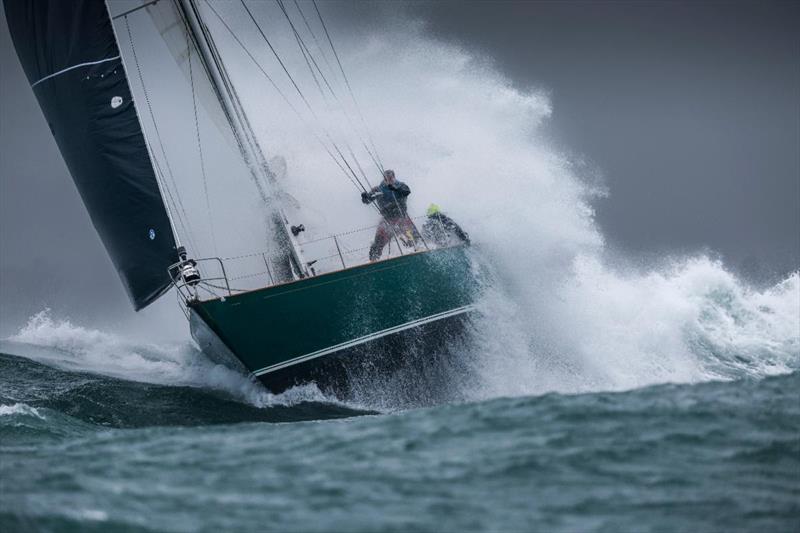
[277,0,328,102]
[277,0,380,182]
[123,19,194,250]
[202,1,366,193]
[206,0,395,251]
[297,34,327,103]
[209,1,369,193]
[239,0,317,121]
[331,142,368,192]
[312,0,384,173]
[185,1,272,205]
[123,16,197,252]
[279,0,382,180]
[346,142,371,187]
[185,18,218,257]
[277,0,336,101]
[292,0,336,85]
[237,5,392,232]
[212,2,395,248]
[243,0,367,190]
[150,153,199,254]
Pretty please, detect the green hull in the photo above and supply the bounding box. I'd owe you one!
[189,246,478,392]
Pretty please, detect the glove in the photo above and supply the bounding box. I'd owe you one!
[387,183,398,191]
[361,191,372,204]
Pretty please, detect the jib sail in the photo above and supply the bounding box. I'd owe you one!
[4,0,179,310]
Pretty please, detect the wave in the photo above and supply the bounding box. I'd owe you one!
[0,309,372,418]
[8,310,294,405]
[0,350,373,429]
[0,403,45,419]
[470,256,799,399]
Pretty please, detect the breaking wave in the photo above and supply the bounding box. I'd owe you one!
[0,403,45,420]
[225,7,798,400]
[470,256,799,399]
[5,310,333,409]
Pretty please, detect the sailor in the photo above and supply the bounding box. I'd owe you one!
[422,203,470,247]
[361,169,416,261]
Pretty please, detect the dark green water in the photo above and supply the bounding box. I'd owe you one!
[1,349,798,532]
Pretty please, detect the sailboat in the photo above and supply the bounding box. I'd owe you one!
[5,0,478,395]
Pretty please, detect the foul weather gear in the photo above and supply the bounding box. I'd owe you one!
[363,180,411,219]
[369,217,417,261]
[422,211,470,246]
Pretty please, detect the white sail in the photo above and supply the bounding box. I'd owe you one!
[142,0,239,151]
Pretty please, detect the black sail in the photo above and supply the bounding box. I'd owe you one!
[4,0,178,310]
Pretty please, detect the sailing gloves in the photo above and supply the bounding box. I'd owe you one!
[361,191,372,204]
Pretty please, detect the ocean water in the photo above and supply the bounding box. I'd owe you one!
[1,285,798,533]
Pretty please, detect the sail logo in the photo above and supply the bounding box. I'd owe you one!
[148,229,156,240]
[110,96,123,109]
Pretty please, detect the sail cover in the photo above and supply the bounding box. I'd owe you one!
[4,0,179,310]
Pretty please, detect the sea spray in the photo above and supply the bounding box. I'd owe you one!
[219,6,798,399]
[5,310,335,409]
[470,257,799,400]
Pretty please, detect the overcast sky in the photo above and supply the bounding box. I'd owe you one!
[416,1,799,270]
[1,1,798,335]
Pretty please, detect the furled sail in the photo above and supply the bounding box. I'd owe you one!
[4,0,179,310]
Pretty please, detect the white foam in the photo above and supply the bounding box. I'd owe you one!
[0,403,45,420]
[6,310,332,408]
[470,256,799,399]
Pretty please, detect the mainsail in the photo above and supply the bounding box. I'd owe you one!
[4,0,179,310]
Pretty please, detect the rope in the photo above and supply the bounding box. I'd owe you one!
[185,21,218,257]
[277,0,377,187]
[278,0,336,101]
[203,1,367,195]
[240,0,371,192]
[279,0,328,102]
[283,0,384,178]
[208,1,399,245]
[292,0,336,85]
[124,16,199,254]
[239,0,316,118]
[312,0,385,174]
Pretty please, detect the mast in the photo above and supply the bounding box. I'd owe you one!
[174,0,310,279]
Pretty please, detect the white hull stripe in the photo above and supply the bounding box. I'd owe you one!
[252,305,475,377]
[31,55,122,88]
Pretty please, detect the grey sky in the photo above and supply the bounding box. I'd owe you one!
[1,1,798,335]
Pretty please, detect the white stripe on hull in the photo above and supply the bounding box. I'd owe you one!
[252,305,474,377]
